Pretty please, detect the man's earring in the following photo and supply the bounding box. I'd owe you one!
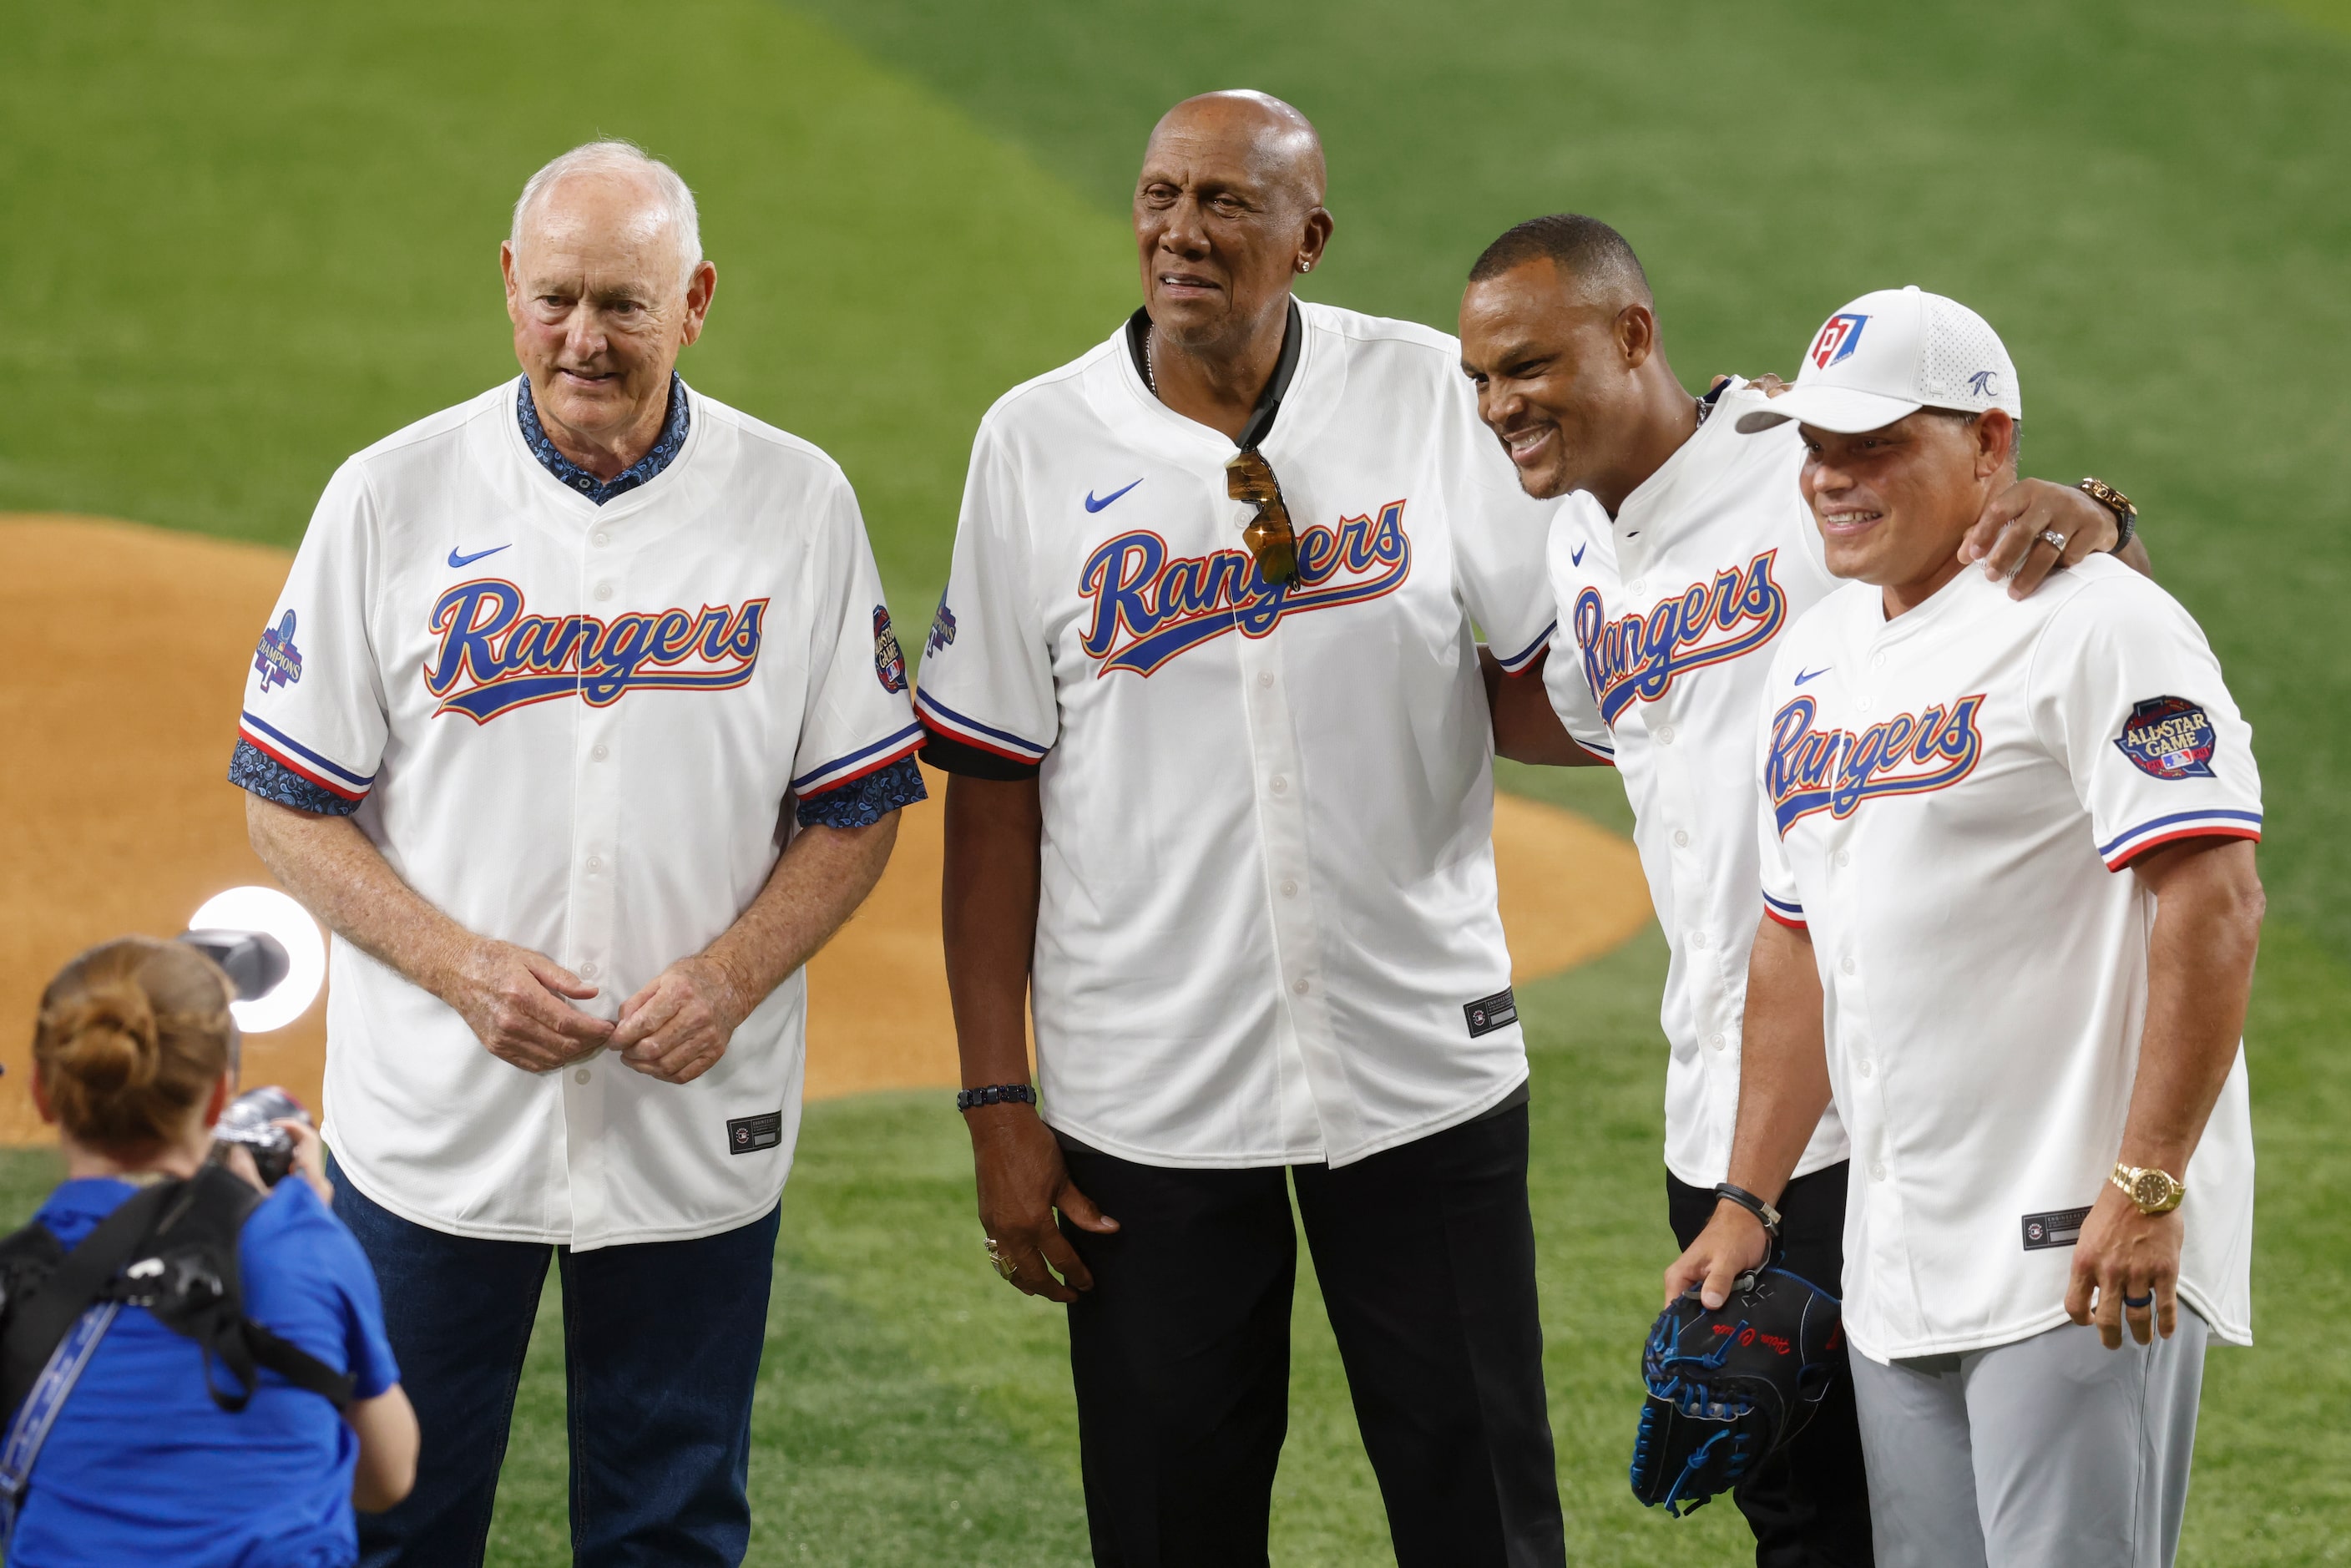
[1297,259,1312,274]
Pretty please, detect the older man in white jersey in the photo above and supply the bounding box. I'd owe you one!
[232,142,924,1565]
[920,93,1565,1565]
[1668,289,2263,1568]
[1459,217,2138,1567]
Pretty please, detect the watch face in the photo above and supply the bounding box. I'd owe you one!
[2131,1171,2176,1208]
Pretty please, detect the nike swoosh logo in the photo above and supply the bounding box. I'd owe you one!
[1794,666,1832,685]
[1084,479,1144,513]
[447,544,511,569]
[1570,541,1588,565]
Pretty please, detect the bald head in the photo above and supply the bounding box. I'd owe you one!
[1146,90,1327,211]
[1132,90,1335,365]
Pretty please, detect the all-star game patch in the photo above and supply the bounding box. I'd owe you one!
[2114,695,2217,780]
[872,605,908,693]
[254,609,304,691]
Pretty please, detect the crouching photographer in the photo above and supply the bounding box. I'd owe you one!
[0,935,417,1566]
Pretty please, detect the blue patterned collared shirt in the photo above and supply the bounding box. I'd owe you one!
[516,372,690,503]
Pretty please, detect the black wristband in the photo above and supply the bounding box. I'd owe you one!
[1713,1182,1782,1239]
[956,1084,1036,1112]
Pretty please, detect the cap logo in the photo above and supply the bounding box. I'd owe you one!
[1809,313,1869,370]
[1968,370,2000,398]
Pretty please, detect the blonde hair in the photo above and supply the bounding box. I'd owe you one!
[33,937,234,1154]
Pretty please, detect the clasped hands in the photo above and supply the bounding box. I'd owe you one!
[446,938,746,1085]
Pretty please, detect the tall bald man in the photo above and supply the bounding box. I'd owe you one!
[233,142,924,1565]
[921,94,1566,1565]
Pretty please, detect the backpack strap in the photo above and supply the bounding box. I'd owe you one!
[0,1183,177,1424]
[114,1166,352,1413]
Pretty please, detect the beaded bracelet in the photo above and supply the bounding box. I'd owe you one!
[956,1084,1037,1112]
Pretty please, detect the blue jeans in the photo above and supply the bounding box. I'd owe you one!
[331,1160,780,1567]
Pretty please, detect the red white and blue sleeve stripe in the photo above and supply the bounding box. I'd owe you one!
[1491,620,1557,676]
[791,721,927,799]
[233,711,374,812]
[2096,808,2263,871]
[1761,888,1807,929]
[913,687,1051,766]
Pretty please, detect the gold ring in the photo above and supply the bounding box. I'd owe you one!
[983,1237,1019,1282]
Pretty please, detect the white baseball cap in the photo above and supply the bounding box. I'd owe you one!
[1735,285,2023,437]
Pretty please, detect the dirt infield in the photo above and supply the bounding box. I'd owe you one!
[0,515,1651,1143]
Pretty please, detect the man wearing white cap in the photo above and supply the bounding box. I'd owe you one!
[1667,287,2265,1567]
[1463,222,2141,1565]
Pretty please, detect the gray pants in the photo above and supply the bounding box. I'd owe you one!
[1849,1311,2209,1568]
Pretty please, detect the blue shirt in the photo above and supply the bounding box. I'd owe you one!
[8,1177,401,1568]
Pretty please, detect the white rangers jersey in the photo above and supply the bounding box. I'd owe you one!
[916,303,1559,1168]
[1542,380,1850,1187]
[232,378,924,1248]
[1756,556,2261,1359]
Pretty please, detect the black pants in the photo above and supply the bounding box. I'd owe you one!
[1058,1103,1565,1568]
[1667,1162,1874,1568]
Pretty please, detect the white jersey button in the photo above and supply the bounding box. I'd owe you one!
[592,530,609,546]
[586,855,603,872]
[1688,930,1709,950]
[1858,1058,1873,1078]
[1280,879,1298,898]
[592,744,609,761]
[1707,1032,1726,1052]
[1836,848,1850,867]
[1270,775,1289,795]
[1656,724,1676,745]
[1872,652,1887,670]
[1291,978,1310,995]
[580,962,598,978]
[574,1068,592,1085]
[594,582,614,601]
[1672,829,1691,848]
[1257,671,1274,688]
[1629,578,1646,596]
[1869,1161,1887,1182]
[1840,955,1856,975]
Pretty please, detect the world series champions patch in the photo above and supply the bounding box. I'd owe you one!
[254,609,304,691]
[872,605,908,693]
[2115,695,2217,780]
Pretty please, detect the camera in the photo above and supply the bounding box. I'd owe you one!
[210,1086,313,1186]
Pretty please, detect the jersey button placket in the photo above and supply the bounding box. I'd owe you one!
[565,544,623,1245]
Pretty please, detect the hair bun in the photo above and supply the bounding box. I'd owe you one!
[46,980,164,1093]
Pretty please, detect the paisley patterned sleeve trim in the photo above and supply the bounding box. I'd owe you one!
[228,736,363,817]
[794,755,928,830]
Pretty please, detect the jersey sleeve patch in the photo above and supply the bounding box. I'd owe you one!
[235,711,374,803]
[872,606,908,693]
[253,609,304,691]
[795,755,928,829]
[912,686,1051,766]
[2096,809,2263,871]
[1761,888,1807,929]
[2113,696,2217,780]
[791,721,925,797]
[228,737,362,817]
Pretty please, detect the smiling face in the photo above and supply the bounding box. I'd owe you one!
[1458,256,1658,503]
[1133,94,1330,355]
[501,170,715,462]
[1799,408,2016,608]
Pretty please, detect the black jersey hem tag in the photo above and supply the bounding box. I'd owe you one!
[2020,1205,2092,1250]
[727,1111,785,1156]
[1464,988,1518,1039]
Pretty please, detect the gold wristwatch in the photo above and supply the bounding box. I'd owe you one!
[2111,1161,2185,1215]
[2078,478,2138,552]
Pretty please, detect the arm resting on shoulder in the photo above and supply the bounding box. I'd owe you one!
[346,1383,419,1513]
[2067,837,2263,1347]
[1664,914,1834,1308]
[246,795,614,1071]
[1480,647,1605,767]
[942,775,1115,1304]
[610,813,902,1083]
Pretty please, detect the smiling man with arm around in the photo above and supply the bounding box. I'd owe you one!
[1666,288,2263,1568]
[231,141,924,1566]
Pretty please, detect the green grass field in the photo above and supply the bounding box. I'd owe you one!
[3,0,2348,1561]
